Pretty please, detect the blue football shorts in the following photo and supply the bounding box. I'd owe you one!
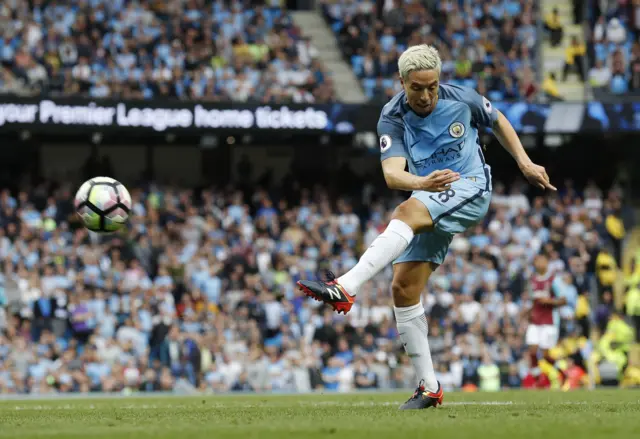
[394,175,492,266]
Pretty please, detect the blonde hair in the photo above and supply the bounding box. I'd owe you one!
[398,45,442,80]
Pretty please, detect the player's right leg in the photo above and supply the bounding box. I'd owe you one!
[392,261,444,410]
[297,197,433,314]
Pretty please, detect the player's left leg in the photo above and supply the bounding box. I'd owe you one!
[392,260,444,410]
[539,325,562,387]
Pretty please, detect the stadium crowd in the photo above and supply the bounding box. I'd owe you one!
[587,0,640,97]
[0,173,636,395]
[0,0,334,103]
[322,0,540,102]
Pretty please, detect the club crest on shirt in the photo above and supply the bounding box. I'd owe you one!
[449,122,465,138]
[380,134,392,152]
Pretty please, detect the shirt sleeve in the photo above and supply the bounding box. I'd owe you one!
[444,85,499,129]
[377,115,407,162]
[465,88,499,128]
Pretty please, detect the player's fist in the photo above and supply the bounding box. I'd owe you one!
[420,169,460,192]
[520,162,557,191]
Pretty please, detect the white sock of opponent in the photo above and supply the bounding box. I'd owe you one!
[337,219,414,295]
[394,302,439,393]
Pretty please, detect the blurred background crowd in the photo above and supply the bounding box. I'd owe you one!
[2,0,639,103]
[0,0,335,103]
[0,174,637,394]
[324,0,539,102]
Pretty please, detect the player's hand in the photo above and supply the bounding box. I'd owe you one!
[420,169,460,192]
[519,162,556,191]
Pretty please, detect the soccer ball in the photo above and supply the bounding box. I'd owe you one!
[74,177,132,233]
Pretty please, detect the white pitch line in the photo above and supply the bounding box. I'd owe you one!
[9,400,638,411]
[11,401,516,411]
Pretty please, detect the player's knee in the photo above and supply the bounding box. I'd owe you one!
[392,280,421,307]
[391,199,433,233]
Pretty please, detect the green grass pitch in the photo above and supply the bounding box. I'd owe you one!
[0,390,639,439]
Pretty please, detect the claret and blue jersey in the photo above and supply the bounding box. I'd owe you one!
[377,83,498,186]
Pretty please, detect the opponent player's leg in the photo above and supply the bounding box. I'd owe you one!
[528,344,540,370]
[297,198,433,313]
[525,325,541,371]
[392,261,444,410]
[538,325,562,387]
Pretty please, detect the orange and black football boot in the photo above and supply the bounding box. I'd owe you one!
[398,380,444,410]
[297,271,355,314]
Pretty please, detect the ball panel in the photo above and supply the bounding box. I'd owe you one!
[116,184,132,210]
[89,184,118,211]
[107,207,129,223]
[74,181,92,209]
[78,207,100,230]
[91,176,118,185]
[103,217,125,232]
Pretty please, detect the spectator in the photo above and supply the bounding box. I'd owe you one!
[353,358,377,389]
[633,0,640,34]
[607,17,627,45]
[563,36,586,82]
[542,73,563,101]
[561,357,588,390]
[323,0,539,101]
[609,50,629,95]
[589,59,612,89]
[0,0,334,103]
[593,16,607,42]
[545,8,564,47]
[477,351,501,392]
[628,42,640,91]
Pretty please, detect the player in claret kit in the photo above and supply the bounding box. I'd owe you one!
[526,253,566,380]
[298,44,556,410]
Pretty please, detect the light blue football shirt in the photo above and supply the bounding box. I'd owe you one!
[377,84,498,182]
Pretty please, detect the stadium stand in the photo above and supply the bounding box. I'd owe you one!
[320,0,540,102]
[540,0,586,100]
[0,0,335,103]
[0,177,631,394]
[587,0,640,99]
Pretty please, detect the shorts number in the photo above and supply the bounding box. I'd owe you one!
[431,188,456,204]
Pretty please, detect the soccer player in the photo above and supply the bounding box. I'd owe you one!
[298,45,556,409]
[526,253,566,380]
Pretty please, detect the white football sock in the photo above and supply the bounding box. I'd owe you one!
[338,219,414,295]
[394,302,438,393]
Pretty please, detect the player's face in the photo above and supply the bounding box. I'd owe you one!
[401,69,440,116]
[534,255,549,273]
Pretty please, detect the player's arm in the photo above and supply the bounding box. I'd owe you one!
[492,111,557,191]
[381,157,459,192]
[459,86,556,191]
[532,284,567,307]
[534,297,567,306]
[530,279,566,307]
[378,117,459,192]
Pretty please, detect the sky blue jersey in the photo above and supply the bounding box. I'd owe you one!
[377,84,498,181]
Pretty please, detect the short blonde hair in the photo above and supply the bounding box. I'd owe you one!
[398,45,442,80]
